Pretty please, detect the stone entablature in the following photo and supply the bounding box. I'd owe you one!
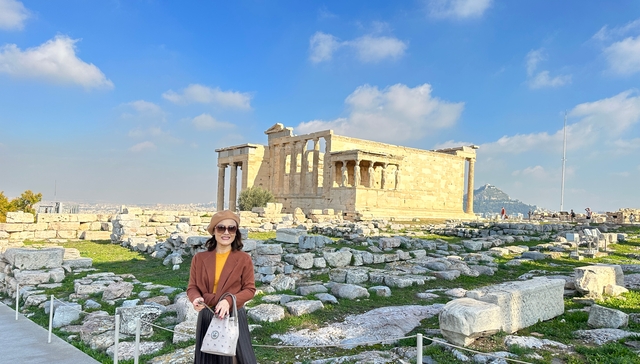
[215,123,478,221]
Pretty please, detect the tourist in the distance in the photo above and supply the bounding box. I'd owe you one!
[187,210,257,364]
[570,209,576,222]
[630,213,636,223]
[500,206,506,220]
[585,207,592,220]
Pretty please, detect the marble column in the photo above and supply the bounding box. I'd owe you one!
[466,158,475,214]
[368,163,374,188]
[394,164,401,190]
[300,140,308,195]
[271,144,279,193]
[280,143,287,194]
[354,160,361,187]
[380,163,387,189]
[229,163,238,211]
[312,138,320,196]
[217,164,227,211]
[289,141,298,195]
[323,138,332,197]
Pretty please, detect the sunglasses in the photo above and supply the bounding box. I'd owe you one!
[215,225,237,234]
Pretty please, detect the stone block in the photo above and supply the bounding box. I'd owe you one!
[34,230,57,240]
[57,230,78,239]
[76,214,98,223]
[466,278,565,334]
[588,304,628,329]
[15,269,52,285]
[439,297,502,346]
[3,223,24,232]
[6,211,35,223]
[574,265,624,296]
[49,221,81,230]
[275,228,307,244]
[80,231,112,240]
[5,247,64,269]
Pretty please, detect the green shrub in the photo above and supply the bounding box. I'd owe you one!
[237,186,275,211]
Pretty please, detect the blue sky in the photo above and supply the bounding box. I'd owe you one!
[1,0,639,212]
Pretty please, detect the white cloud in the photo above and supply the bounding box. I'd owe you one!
[512,165,547,179]
[317,6,337,20]
[128,126,168,138]
[191,113,235,131]
[0,0,30,31]
[592,18,640,41]
[309,32,341,63]
[428,0,493,19]
[348,35,407,62]
[129,141,156,152]
[603,36,640,75]
[0,35,113,89]
[528,71,572,89]
[525,49,545,76]
[613,138,640,154]
[120,100,166,123]
[128,100,163,114]
[296,83,463,143]
[162,84,252,110]
[309,31,407,63]
[610,171,630,177]
[524,48,571,89]
[481,90,640,155]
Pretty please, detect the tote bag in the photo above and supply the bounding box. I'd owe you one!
[201,293,239,356]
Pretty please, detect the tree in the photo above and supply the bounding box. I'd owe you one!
[237,186,275,212]
[0,190,43,222]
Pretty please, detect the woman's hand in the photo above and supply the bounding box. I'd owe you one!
[215,298,231,318]
[192,297,206,312]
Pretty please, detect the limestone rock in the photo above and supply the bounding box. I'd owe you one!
[323,250,353,267]
[331,283,370,300]
[439,297,502,346]
[116,305,163,336]
[247,304,285,322]
[5,247,64,269]
[368,286,392,297]
[588,304,628,329]
[315,293,338,304]
[296,284,328,296]
[107,341,164,361]
[102,281,134,301]
[270,274,296,291]
[285,300,324,316]
[574,265,624,296]
[53,303,82,328]
[275,228,307,244]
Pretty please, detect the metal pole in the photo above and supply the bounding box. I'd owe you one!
[48,295,54,343]
[560,111,567,212]
[417,333,423,364]
[114,313,120,364]
[134,318,141,364]
[15,283,19,320]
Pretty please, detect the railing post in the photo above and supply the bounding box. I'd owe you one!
[134,318,141,364]
[15,282,19,321]
[114,313,120,364]
[416,333,423,364]
[48,295,54,343]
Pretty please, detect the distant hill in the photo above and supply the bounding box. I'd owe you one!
[464,184,539,217]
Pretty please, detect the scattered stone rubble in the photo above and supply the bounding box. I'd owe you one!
[1,211,640,363]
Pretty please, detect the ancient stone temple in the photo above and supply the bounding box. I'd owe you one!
[215,124,477,220]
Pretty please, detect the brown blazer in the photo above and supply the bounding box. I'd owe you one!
[187,249,256,308]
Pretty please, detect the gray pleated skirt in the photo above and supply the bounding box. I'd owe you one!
[194,307,257,364]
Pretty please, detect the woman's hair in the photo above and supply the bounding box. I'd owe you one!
[205,231,244,251]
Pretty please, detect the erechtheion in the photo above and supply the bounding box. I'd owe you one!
[215,124,477,220]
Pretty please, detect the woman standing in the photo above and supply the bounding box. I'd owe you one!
[187,210,257,364]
